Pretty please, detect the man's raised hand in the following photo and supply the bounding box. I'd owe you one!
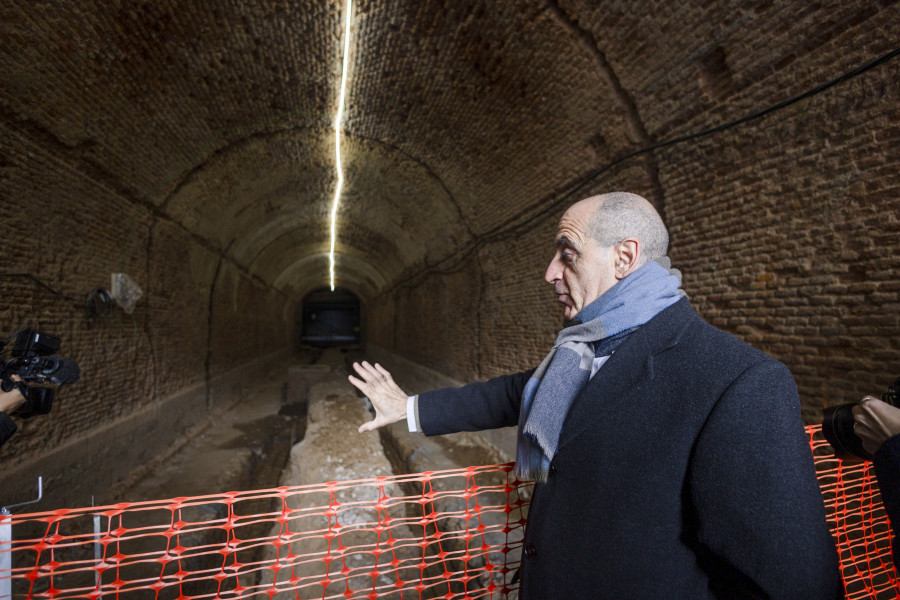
[348,361,408,433]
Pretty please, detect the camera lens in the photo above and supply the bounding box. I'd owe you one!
[822,403,872,461]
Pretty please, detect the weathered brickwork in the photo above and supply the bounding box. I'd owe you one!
[369,0,900,425]
[0,0,898,499]
[662,59,900,422]
[0,125,294,476]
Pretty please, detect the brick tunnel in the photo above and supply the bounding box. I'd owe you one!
[1,0,899,524]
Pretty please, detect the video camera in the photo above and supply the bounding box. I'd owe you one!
[822,377,900,460]
[0,329,80,418]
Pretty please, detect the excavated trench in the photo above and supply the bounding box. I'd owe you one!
[258,347,522,599]
[10,346,517,599]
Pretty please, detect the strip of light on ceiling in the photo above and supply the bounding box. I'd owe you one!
[329,0,353,292]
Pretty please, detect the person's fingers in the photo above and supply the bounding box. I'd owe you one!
[352,361,373,380]
[856,400,884,425]
[857,398,878,427]
[374,363,393,380]
[362,361,384,380]
[355,361,376,376]
[853,406,871,433]
[351,362,384,391]
[348,374,369,393]
[862,439,880,456]
[351,361,405,433]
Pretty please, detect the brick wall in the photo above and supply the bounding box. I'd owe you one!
[1,0,898,499]
[0,122,295,489]
[368,0,900,424]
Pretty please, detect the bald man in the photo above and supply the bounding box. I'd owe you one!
[351,192,842,599]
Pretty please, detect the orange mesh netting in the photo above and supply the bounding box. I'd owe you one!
[1,426,898,599]
[808,425,899,599]
[1,464,530,599]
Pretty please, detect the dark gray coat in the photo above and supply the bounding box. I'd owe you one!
[419,298,842,599]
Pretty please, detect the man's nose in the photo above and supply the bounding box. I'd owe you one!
[545,257,561,284]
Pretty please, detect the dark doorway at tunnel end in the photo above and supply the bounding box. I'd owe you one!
[299,287,362,347]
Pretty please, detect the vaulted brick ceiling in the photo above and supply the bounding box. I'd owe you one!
[0,0,862,301]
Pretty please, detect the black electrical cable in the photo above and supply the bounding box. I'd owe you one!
[498,44,900,239]
[387,44,900,291]
[0,273,120,319]
[0,273,80,303]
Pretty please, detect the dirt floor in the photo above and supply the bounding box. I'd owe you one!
[102,345,507,506]
[107,349,319,505]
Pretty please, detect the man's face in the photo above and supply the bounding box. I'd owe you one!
[544,200,619,321]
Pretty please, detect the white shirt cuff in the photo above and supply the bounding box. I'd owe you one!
[406,395,418,432]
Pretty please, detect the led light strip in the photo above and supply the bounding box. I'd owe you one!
[329,0,353,292]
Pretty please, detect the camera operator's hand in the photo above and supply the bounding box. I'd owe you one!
[0,388,25,414]
[852,397,900,456]
[0,375,26,414]
[348,361,408,433]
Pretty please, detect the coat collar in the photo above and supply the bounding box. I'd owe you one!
[556,297,696,451]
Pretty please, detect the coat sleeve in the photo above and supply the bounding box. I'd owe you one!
[0,411,16,448]
[687,359,843,599]
[873,433,900,570]
[418,369,535,436]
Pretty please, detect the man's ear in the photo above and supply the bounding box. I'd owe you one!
[613,238,640,280]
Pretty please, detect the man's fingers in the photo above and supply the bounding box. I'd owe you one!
[361,361,384,380]
[354,361,390,389]
[351,361,370,377]
[350,363,381,390]
[352,361,374,379]
[374,363,393,380]
[351,361,399,394]
[351,360,405,434]
[347,374,370,394]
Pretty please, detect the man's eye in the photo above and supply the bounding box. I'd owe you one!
[561,252,574,264]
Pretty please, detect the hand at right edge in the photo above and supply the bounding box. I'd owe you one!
[853,396,900,456]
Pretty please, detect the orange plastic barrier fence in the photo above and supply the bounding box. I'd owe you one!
[0,426,898,599]
[1,464,530,599]
[808,425,899,599]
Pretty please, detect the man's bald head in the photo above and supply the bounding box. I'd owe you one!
[580,192,669,266]
[545,192,670,319]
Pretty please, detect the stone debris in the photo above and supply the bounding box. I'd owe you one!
[260,363,420,599]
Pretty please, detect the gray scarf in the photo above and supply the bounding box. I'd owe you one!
[515,258,686,482]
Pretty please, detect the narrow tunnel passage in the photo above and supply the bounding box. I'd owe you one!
[300,287,362,347]
[1,2,897,509]
[1,1,899,597]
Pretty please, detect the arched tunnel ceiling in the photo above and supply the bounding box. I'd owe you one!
[1,0,855,301]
